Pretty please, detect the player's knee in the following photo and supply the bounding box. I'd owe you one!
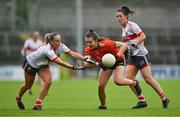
[114,78,124,86]
[24,83,32,89]
[44,80,52,87]
[126,76,135,80]
[114,82,124,86]
[98,84,105,91]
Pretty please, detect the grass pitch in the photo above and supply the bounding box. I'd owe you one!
[0,79,180,116]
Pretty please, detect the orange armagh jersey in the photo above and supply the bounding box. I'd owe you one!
[85,38,125,62]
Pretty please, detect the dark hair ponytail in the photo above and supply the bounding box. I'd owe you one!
[85,29,99,41]
[117,6,135,18]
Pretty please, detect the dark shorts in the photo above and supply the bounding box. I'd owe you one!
[102,59,125,70]
[22,59,49,76]
[127,54,150,69]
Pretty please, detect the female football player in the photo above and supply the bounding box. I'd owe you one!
[21,31,43,95]
[116,6,169,109]
[84,29,142,109]
[16,33,88,110]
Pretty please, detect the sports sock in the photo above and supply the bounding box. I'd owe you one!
[16,96,21,101]
[138,96,145,102]
[35,99,42,106]
[159,92,167,100]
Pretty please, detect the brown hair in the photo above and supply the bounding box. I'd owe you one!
[85,29,100,41]
[117,6,135,18]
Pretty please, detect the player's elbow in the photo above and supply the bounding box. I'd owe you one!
[142,35,146,41]
[141,33,146,41]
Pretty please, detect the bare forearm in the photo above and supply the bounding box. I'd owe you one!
[135,33,146,45]
[54,58,73,69]
[135,37,145,45]
[69,51,85,61]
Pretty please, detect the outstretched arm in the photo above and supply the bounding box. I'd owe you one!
[53,57,85,70]
[83,55,99,68]
[67,51,87,61]
[53,57,74,69]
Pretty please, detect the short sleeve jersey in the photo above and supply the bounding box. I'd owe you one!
[23,39,43,56]
[55,43,71,56]
[85,38,125,62]
[122,21,148,56]
[27,43,71,68]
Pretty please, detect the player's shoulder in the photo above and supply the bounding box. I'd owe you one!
[60,43,70,49]
[99,37,111,43]
[37,39,43,44]
[99,38,114,44]
[41,43,51,50]
[128,21,136,25]
[25,38,32,43]
[60,43,67,47]
[128,21,139,27]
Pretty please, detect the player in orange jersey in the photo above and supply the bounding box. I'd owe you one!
[84,29,142,109]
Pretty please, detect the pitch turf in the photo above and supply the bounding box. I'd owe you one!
[0,79,180,116]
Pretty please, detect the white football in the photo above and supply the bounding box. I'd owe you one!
[102,53,116,68]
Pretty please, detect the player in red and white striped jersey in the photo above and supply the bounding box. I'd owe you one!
[116,6,169,109]
[21,31,43,56]
[16,33,87,110]
[21,31,43,95]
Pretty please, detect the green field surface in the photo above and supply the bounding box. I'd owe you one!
[0,79,180,117]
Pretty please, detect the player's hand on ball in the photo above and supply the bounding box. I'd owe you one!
[72,65,85,70]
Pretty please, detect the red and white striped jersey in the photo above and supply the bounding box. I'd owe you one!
[121,21,148,56]
[26,43,71,68]
[23,39,43,56]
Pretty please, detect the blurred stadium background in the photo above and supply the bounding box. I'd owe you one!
[0,0,180,116]
[0,0,180,79]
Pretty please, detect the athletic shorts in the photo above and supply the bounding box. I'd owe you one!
[102,59,125,70]
[127,54,150,69]
[22,59,49,76]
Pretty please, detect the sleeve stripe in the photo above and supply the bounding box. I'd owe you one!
[137,31,143,36]
[52,56,58,61]
[65,50,71,54]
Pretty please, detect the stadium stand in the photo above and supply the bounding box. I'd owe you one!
[0,0,180,65]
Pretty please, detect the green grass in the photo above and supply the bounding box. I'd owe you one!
[0,79,180,116]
